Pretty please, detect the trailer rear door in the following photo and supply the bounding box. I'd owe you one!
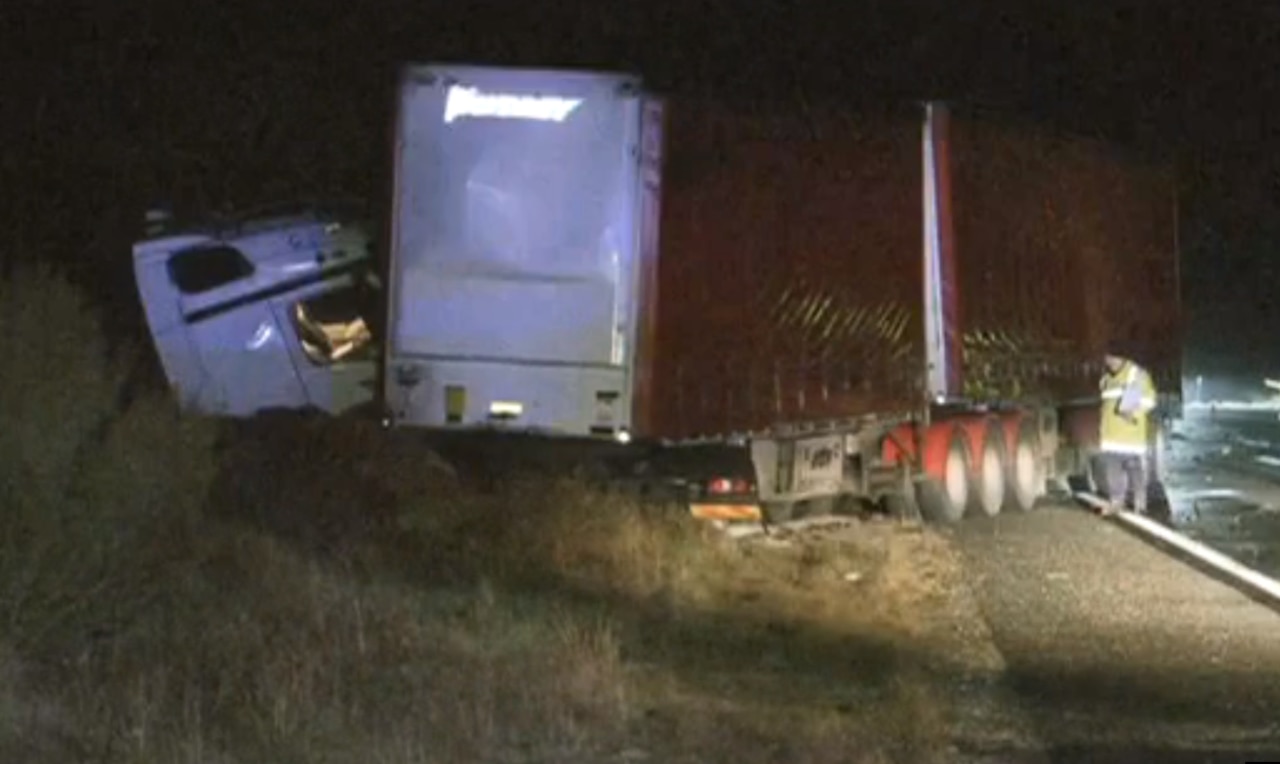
[386,64,645,435]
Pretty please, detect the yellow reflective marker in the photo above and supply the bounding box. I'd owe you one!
[445,385,466,423]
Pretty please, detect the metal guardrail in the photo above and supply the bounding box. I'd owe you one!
[1074,491,1280,607]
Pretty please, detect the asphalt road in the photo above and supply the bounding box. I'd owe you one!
[954,503,1280,763]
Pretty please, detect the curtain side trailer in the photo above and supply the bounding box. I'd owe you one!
[641,98,1181,523]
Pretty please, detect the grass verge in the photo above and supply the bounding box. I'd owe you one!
[0,265,996,763]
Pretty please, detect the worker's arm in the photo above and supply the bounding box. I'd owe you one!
[1117,370,1158,422]
[1137,370,1158,416]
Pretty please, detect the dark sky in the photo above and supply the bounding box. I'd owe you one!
[4,1,1280,377]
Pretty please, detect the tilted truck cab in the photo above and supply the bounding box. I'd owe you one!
[132,209,382,416]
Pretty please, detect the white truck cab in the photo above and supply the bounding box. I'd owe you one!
[132,206,381,416]
[132,63,660,444]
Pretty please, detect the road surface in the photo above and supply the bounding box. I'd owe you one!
[725,409,1280,762]
[952,500,1280,763]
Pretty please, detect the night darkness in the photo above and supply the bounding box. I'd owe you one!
[5,1,1280,383]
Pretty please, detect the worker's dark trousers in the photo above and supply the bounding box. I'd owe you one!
[1093,452,1148,512]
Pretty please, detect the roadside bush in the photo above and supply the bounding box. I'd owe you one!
[0,266,633,763]
[0,265,219,662]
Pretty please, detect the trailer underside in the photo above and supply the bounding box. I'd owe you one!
[407,399,1168,530]
[721,400,1167,527]
[684,406,1055,526]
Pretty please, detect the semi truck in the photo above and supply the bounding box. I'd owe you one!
[132,62,1183,524]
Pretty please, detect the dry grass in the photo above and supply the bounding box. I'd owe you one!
[0,264,997,763]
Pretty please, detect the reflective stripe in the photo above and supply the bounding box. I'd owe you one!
[1100,440,1147,455]
[1102,361,1156,408]
[689,503,763,522]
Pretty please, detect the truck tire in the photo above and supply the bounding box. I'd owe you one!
[1005,419,1042,512]
[939,426,973,517]
[971,422,1007,517]
[915,476,963,524]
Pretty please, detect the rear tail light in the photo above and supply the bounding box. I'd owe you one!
[706,477,754,495]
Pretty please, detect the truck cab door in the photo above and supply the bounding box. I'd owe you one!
[133,240,310,415]
[270,267,380,415]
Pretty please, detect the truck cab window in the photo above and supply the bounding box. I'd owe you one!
[290,280,380,366]
[167,245,255,294]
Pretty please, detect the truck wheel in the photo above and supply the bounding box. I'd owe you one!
[971,423,1007,517]
[1005,420,1042,512]
[941,427,973,515]
[915,476,963,524]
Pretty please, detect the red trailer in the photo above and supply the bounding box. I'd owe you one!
[638,99,1181,523]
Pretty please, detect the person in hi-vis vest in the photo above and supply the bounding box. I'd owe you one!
[1095,351,1158,513]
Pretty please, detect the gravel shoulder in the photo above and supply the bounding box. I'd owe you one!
[954,504,1280,763]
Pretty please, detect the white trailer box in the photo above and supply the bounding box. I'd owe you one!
[384,63,657,437]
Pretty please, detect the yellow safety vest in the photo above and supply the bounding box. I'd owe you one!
[1098,359,1157,455]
